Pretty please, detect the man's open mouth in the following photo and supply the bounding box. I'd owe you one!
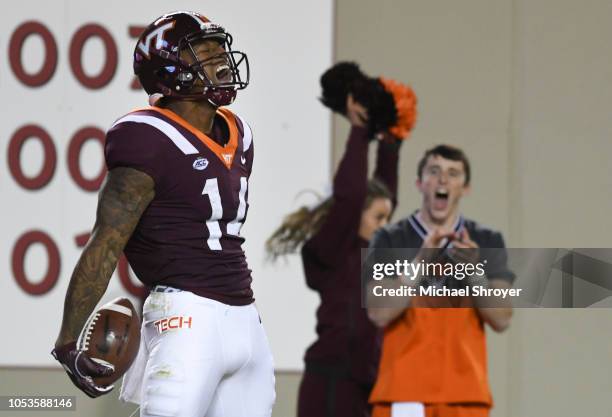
[435,189,449,200]
[216,64,231,82]
[433,188,449,210]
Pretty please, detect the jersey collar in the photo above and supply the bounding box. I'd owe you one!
[147,106,238,169]
[408,210,465,248]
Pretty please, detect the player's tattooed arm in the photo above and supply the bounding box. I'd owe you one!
[55,167,154,347]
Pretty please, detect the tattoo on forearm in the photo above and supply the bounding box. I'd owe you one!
[58,167,154,343]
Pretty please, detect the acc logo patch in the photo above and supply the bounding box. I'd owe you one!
[193,157,209,171]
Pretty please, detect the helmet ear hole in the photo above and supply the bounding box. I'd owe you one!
[177,71,195,87]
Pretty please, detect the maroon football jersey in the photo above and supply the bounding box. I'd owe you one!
[104,106,254,305]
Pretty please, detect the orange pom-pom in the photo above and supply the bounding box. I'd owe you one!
[379,77,418,140]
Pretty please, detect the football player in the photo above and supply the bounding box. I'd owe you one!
[52,11,275,417]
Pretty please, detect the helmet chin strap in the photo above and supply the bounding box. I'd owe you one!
[205,87,237,107]
[194,69,237,107]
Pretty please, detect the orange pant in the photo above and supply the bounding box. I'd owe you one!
[372,403,489,417]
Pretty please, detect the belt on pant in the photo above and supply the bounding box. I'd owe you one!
[151,285,183,293]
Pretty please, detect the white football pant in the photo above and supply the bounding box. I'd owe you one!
[120,290,276,417]
[391,403,425,417]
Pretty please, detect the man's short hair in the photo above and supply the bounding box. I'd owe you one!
[417,144,471,186]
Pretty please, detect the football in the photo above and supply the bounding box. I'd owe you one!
[77,297,141,386]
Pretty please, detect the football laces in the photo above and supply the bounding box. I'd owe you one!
[77,312,101,352]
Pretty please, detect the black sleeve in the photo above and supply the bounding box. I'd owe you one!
[481,232,516,284]
[370,226,393,250]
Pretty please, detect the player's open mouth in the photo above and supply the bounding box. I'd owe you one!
[216,64,231,82]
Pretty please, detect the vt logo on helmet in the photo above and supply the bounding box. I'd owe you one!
[134,11,250,107]
[137,22,176,59]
